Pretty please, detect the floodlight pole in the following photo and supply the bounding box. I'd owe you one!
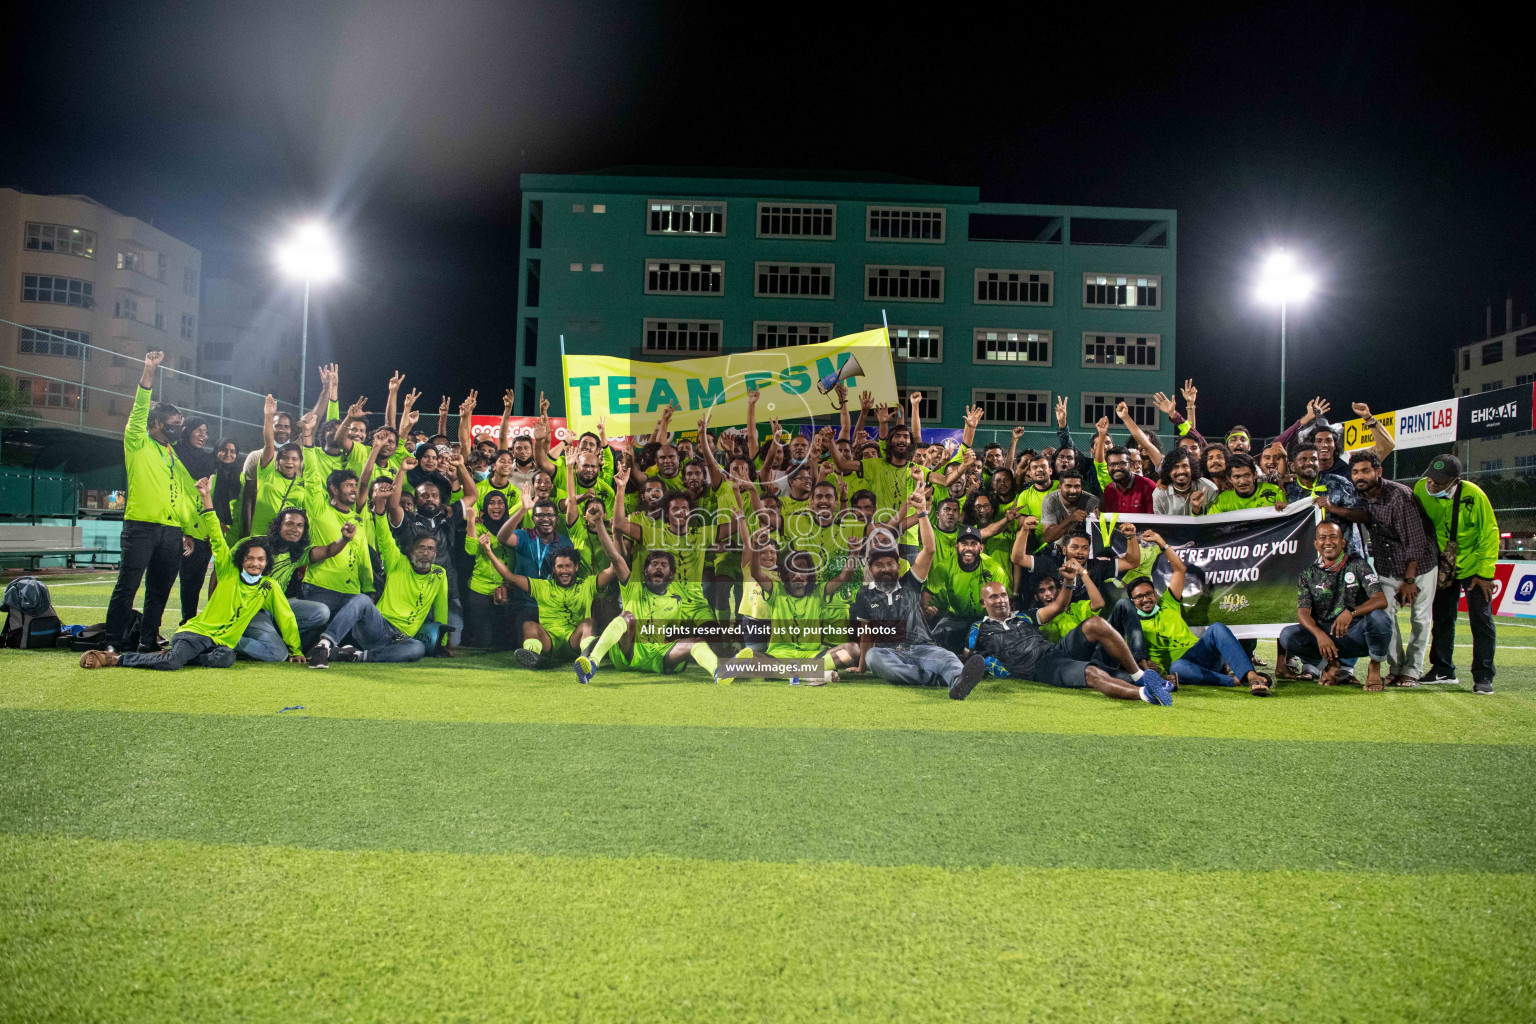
[299,277,311,414]
[1278,300,1287,435]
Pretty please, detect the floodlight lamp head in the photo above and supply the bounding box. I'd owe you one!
[276,222,340,283]
[1255,250,1313,305]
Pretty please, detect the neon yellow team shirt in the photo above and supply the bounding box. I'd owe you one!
[464,522,514,596]
[930,554,1011,620]
[303,490,373,595]
[639,517,720,615]
[250,458,307,538]
[231,534,306,593]
[1139,589,1199,670]
[1013,483,1057,549]
[1035,598,1094,643]
[528,575,599,641]
[179,510,301,653]
[477,478,523,517]
[375,518,449,636]
[302,442,369,488]
[764,584,840,658]
[1205,483,1285,514]
[123,386,206,535]
[859,457,925,531]
[620,578,687,631]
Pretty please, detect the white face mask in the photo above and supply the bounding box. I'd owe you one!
[240,570,262,585]
[1425,483,1455,499]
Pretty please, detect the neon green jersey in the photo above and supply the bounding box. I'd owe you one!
[464,522,514,596]
[179,510,301,653]
[1035,598,1094,643]
[527,575,598,640]
[1205,484,1285,514]
[375,519,449,636]
[250,458,308,538]
[303,490,372,595]
[123,386,206,534]
[930,554,1011,620]
[1138,589,1199,670]
[763,583,840,658]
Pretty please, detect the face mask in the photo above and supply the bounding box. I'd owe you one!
[1135,601,1159,619]
[240,570,262,585]
[474,470,489,481]
[1425,485,1454,499]
[162,424,182,444]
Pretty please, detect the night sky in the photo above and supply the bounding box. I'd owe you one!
[4,1,1533,434]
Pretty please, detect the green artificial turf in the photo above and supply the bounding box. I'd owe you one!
[3,835,1534,1024]
[4,579,1536,1022]
[2,709,1533,872]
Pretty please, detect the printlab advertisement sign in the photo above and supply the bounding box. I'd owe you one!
[1457,383,1535,440]
[1088,506,1319,638]
[1392,398,1458,449]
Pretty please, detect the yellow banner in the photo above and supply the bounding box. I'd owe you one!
[1341,410,1395,452]
[560,327,900,435]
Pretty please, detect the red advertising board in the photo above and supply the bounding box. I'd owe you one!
[468,415,573,446]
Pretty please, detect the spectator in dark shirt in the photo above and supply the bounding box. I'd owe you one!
[1277,521,1392,690]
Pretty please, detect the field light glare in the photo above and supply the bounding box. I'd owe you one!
[1256,250,1314,304]
[275,222,340,282]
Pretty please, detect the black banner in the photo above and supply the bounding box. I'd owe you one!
[1457,382,1534,440]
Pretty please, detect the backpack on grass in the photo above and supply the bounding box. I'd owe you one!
[2,576,62,650]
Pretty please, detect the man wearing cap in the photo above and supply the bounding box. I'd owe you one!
[1414,454,1499,692]
[927,525,1010,651]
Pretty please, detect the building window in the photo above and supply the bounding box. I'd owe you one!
[177,357,193,373]
[570,263,583,272]
[573,204,585,213]
[646,260,724,295]
[648,200,726,236]
[643,319,722,354]
[757,202,836,239]
[25,223,96,258]
[18,327,89,359]
[973,389,1049,425]
[864,265,943,302]
[154,311,164,330]
[1082,392,1158,428]
[522,378,536,414]
[18,378,87,410]
[974,329,1051,366]
[21,275,93,308]
[974,269,1052,305]
[199,341,234,361]
[590,264,603,272]
[753,322,833,351]
[525,259,541,307]
[1517,374,1535,436]
[866,206,945,243]
[183,267,198,296]
[1518,332,1536,357]
[115,296,139,320]
[1516,455,1536,476]
[1083,273,1161,309]
[1083,332,1161,369]
[1481,459,1504,473]
[524,318,538,367]
[1484,341,1504,365]
[180,314,195,340]
[593,204,606,214]
[527,200,543,249]
[1483,380,1504,392]
[896,387,942,421]
[867,324,942,362]
[755,263,833,299]
[1462,350,1471,370]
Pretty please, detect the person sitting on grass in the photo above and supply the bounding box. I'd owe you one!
[306,524,448,668]
[968,582,1171,704]
[1277,521,1393,691]
[1125,530,1274,696]
[572,548,727,685]
[738,530,860,685]
[232,506,332,659]
[82,478,305,670]
[1025,557,1158,680]
[476,520,620,669]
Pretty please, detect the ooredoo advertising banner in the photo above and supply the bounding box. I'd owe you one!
[468,415,572,446]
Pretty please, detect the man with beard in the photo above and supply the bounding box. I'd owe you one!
[1052,396,1103,497]
[242,397,298,533]
[494,497,573,646]
[1152,449,1215,516]
[1041,468,1101,545]
[1258,442,1291,488]
[849,492,988,700]
[1095,439,1156,515]
[611,462,740,623]
[1278,521,1393,690]
[305,388,373,483]
[968,582,1171,704]
[1012,453,1057,552]
[929,497,964,579]
[829,421,926,536]
[743,541,860,684]
[555,447,617,517]
[307,529,448,667]
[1203,454,1289,514]
[83,478,306,670]
[574,546,726,683]
[928,526,1011,651]
[1012,528,1147,656]
[386,449,479,653]
[1126,532,1274,695]
[478,534,617,668]
[1318,451,1438,686]
[1286,442,1362,554]
[1025,552,1154,675]
[1224,426,1253,456]
[233,507,332,659]
[105,350,211,652]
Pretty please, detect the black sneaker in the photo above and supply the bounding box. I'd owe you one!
[330,645,361,663]
[1419,669,1459,685]
[950,654,986,701]
[307,642,330,670]
[1473,680,1493,695]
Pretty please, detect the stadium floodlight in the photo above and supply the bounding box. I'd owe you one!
[1255,250,1315,433]
[275,223,340,410]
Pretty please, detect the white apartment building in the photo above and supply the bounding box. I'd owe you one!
[1452,297,1536,478]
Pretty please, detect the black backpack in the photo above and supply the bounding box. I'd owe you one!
[2,576,62,649]
[69,610,145,653]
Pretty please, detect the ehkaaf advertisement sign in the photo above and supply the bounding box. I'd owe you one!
[1392,398,1458,449]
[1457,383,1535,440]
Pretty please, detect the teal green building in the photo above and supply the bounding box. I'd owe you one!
[515,170,1175,436]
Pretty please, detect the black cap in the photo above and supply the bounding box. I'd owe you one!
[1425,454,1462,485]
[957,526,983,544]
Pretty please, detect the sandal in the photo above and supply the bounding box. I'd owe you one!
[1387,674,1419,688]
[1247,671,1273,696]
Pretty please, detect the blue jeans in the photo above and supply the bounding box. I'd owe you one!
[302,583,364,617]
[1170,621,1254,686]
[236,600,331,661]
[321,594,426,663]
[866,644,963,687]
[1279,609,1393,664]
[117,631,235,670]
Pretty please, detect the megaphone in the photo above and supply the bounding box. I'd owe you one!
[816,356,865,395]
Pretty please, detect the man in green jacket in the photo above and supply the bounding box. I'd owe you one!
[1415,455,1500,693]
[104,350,209,652]
[83,479,305,670]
